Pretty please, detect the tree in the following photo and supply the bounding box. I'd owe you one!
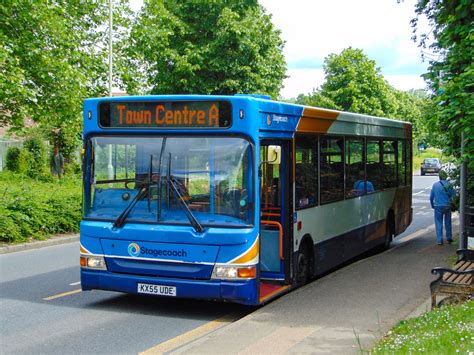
[412,0,473,166]
[295,90,340,110]
[0,1,131,158]
[120,0,286,98]
[319,48,398,117]
[293,48,437,150]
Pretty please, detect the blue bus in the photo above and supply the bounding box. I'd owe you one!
[80,95,412,305]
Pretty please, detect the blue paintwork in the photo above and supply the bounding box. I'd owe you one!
[81,269,259,305]
[260,229,280,272]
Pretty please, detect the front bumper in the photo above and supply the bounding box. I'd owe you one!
[81,269,259,305]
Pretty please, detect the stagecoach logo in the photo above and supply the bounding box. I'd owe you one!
[128,243,140,257]
[127,242,188,258]
[267,114,288,126]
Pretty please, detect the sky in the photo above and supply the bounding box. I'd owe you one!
[129,0,429,99]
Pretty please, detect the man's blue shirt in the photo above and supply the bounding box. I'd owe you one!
[430,179,455,208]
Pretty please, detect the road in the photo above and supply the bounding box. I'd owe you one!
[0,175,438,354]
[396,174,437,239]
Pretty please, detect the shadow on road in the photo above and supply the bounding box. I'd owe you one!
[0,267,252,320]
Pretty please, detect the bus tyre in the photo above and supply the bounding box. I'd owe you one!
[296,246,310,287]
[382,220,393,251]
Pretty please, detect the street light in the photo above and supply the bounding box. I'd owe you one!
[107,0,114,181]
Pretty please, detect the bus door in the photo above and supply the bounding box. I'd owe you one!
[259,141,293,300]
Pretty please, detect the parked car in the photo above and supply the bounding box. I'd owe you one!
[421,158,441,176]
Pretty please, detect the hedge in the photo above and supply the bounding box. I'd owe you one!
[0,172,82,243]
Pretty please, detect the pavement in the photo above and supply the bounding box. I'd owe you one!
[169,221,460,354]
[0,233,79,254]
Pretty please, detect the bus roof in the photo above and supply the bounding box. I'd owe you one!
[84,94,411,139]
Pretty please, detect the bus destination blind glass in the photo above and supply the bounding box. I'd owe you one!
[99,101,232,129]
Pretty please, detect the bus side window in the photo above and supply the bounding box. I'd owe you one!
[295,135,318,209]
[383,140,397,188]
[398,140,406,186]
[320,136,344,204]
[366,140,381,192]
[345,138,365,197]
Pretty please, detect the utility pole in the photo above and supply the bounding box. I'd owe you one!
[459,132,466,248]
[107,0,114,180]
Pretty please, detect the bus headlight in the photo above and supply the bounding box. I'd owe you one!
[80,255,107,270]
[212,265,256,279]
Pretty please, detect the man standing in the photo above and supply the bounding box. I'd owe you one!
[50,146,65,179]
[430,170,456,245]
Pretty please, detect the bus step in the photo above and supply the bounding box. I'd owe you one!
[259,281,290,303]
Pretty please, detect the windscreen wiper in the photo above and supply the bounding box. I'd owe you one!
[113,187,148,229]
[165,154,203,233]
[157,138,167,220]
[168,176,204,233]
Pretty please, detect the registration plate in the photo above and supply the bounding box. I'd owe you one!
[137,283,176,297]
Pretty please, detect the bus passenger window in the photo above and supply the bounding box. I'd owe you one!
[295,135,318,209]
[405,141,412,185]
[345,139,365,197]
[366,140,382,192]
[320,136,344,204]
[398,140,406,186]
[382,140,397,188]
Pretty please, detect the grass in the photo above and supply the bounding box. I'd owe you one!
[372,300,474,354]
[0,171,82,243]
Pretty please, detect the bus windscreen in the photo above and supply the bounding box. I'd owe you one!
[99,101,232,129]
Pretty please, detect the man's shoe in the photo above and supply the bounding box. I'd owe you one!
[447,239,453,244]
[437,242,443,245]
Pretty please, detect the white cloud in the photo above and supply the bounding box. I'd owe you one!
[384,74,427,91]
[282,69,325,99]
[260,0,429,97]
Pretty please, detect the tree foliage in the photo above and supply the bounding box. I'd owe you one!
[120,0,286,98]
[412,0,473,166]
[296,48,432,132]
[0,0,131,158]
[319,48,398,117]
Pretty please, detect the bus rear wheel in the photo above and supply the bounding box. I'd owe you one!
[296,246,310,286]
[381,220,394,251]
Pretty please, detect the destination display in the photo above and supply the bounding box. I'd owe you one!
[99,101,232,129]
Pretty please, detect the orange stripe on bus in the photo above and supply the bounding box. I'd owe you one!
[231,237,259,264]
[297,107,339,133]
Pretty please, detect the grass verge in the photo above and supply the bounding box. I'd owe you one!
[372,300,474,354]
[0,172,82,243]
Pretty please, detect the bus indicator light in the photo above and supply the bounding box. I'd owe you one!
[80,256,87,267]
[238,266,256,278]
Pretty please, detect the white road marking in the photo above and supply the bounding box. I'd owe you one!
[69,281,81,286]
[413,185,433,196]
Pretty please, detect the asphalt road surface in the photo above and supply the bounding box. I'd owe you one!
[0,175,438,354]
[396,174,438,240]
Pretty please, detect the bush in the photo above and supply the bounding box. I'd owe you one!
[0,172,82,243]
[5,146,29,173]
[23,136,48,178]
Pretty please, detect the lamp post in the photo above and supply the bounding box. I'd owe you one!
[459,132,466,249]
[107,0,114,181]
